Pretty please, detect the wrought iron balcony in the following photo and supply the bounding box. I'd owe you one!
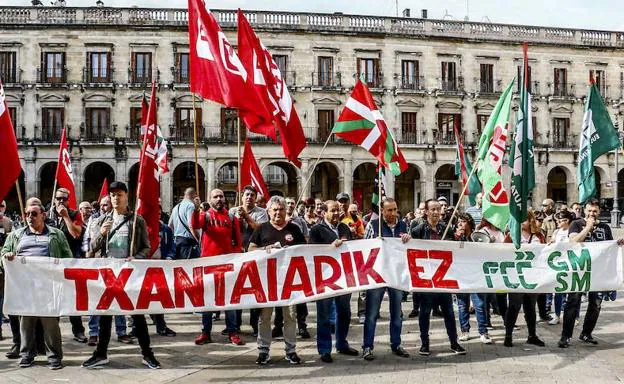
[311,71,341,88]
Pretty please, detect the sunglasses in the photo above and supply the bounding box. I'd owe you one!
[26,211,39,217]
[55,196,68,202]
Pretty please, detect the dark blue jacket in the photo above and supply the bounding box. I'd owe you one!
[365,218,408,239]
[159,221,176,260]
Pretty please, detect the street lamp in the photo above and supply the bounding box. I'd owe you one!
[611,119,621,228]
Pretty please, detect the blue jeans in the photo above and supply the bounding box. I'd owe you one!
[554,293,565,317]
[419,293,458,344]
[202,310,237,334]
[89,315,127,337]
[362,287,403,350]
[457,293,488,335]
[316,294,352,354]
[329,300,337,326]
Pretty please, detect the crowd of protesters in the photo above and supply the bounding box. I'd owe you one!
[0,183,622,370]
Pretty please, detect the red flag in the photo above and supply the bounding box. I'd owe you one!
[136,82,161,258]
[237,10,306,167]
[240,138,270,198]
[98,179,108,203]
[54,127,77,210]
[0,82,21,203]
[187,0,274,139]
[140,93,148,129]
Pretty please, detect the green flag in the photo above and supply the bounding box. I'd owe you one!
[577,83,621,203]
[454,138,480,207]
[509,45,535,248]
[475,79,515,231]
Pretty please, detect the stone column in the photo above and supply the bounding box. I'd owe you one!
[25,159,36,198]
[299,158,310,199]
[385,171,396,199]
[343,159,353,198]
[161,171,172,212]
[207,158,216,192]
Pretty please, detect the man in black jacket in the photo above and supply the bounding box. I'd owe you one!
[309,200,359,363]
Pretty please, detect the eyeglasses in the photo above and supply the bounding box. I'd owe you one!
[55,196,68,202]
[26,211,39,217]
[305,206,314,209]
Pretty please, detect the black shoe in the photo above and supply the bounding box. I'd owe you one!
[47,360,63,370]
[220,328,229,336]
[558,337,570,348]
[504,336,513,347]
[392,346,410,358]
[418,344,430,356]
[252,331,258,338]
[142,355,161,369]
[320,353,333,363]
[450,343,466,355]
[212,313,221,321]
[73,332,88,343]
[362,347,374,361]
[432,309,444,318]
[527,336,545,347]
[82,354,109,369]
[87,335,98,346]
[271,327,283,338]
[6,344,20,359]
[579,334,598,345]
[117,335,134,344]
[256,352,270,365]
[408,309,419,318]
[337,347,359,356]
[285,352,302,365]
[19,356,34,368]
[157,327,177,337]
[298,328,311,339]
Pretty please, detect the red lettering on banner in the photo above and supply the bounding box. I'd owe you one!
[314,256,343,294]
[64,268,99,311]
[204,264,234,306]
[351,248,385,286]
[281,256,314,299]
[136,267,175,310]
[267,258,278,302]
[173,267,205,307]
[230,260,267,304]
[97,268,135,310]
[429,250,459,289]
[340,252,356,287]
[406,249,433,288]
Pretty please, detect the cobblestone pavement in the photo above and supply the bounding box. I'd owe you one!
[2,291,624,384]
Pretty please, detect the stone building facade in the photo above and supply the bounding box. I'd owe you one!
[1,6,624,214]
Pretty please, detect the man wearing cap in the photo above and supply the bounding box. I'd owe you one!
[82,181,160,370]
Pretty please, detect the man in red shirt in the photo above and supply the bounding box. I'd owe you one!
[191,189,244,346]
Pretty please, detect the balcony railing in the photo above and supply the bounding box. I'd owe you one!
[400,130,426,144]
[218,174,237,184]
[128,68,159,85]
[82,67,113,84]
[477,79,502,94]
[551,83,576,97]
[357,72,383,88]
[434,130,465,145]
[438,76,464,92]
[399,75,425,90]
[302,126,343,144]
[38,126,62,143]
[172,68,189,84]
[0,69,19,84]
[169,123,205,143]
[266,173,288,185]
[551,135,577,149]
[281,71,296,87]
[311,71,341,88]
[37,68,67,84]
[82,126,113,142]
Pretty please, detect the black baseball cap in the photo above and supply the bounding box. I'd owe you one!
[336,192,350,201]
[109,181,128,193]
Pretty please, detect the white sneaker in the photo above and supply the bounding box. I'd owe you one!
[480,333,493,344]
[459,331,470,341]
[548,315,560,325]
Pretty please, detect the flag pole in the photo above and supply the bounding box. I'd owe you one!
[378,166,382,239]
[237,117,242,206]
[295,133,333,207]
[192,95,200,199]
[15,180,24,219]
[441,158,481,240]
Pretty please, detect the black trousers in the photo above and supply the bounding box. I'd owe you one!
[536,294,550,319]
[69,316,85,336]
[505,293,537,338]
[274,304,308,330]
[562,292,602,339]
[96,315,153,358]
[10,315,45,354]
[496,293,508,318]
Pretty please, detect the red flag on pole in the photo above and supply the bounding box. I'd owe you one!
[187,0,274,139]
[54,127,77,210]
[237,10,307,167]
[0,81,21,203]
[98,179,109,203]
[240,138,270,198]
[136,82,161,258]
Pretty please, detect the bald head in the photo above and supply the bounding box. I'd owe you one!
[209,188,226,210]
[184,188,197,199]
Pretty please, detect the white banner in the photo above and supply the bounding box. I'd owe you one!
[3,239,622,316]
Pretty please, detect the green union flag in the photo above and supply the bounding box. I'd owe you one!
[577,83,621,203]
[476,79,515,231]
[509,44,535,249]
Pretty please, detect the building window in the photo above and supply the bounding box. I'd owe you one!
[129,107,142,141]
[357,58,380,88]
[590,69,607,97]
[476,114,489,139]
[175,52,189,83]
[479,64,494,93]
[437,113,461,144]
[272,54,292,86]
[41,107,64,142]
[554,68,568,96]
[41,52,65,83]
[0,51,17,83]
[401,112,418,144]
[553,117,569,148]
[131,52,152,83]
[220,108,244,142]
[317,56,334,87]
[401,60,420,89]
[8,107,17,134]
[517,65,532,93]
[441,61,457,91]
[317,109,335,143]
[85,108,111,140]
[175,108,202,141]
[87,52,111,83]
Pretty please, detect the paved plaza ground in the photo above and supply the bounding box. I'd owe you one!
[1,291,624,384]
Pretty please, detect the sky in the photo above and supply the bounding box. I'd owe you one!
[1,0,623,31]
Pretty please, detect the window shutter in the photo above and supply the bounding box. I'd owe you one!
[106,52,112,82]
[130,52,136,82]
[40,51,45,82]
[147,53,153,82]
[105,108,110,136]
